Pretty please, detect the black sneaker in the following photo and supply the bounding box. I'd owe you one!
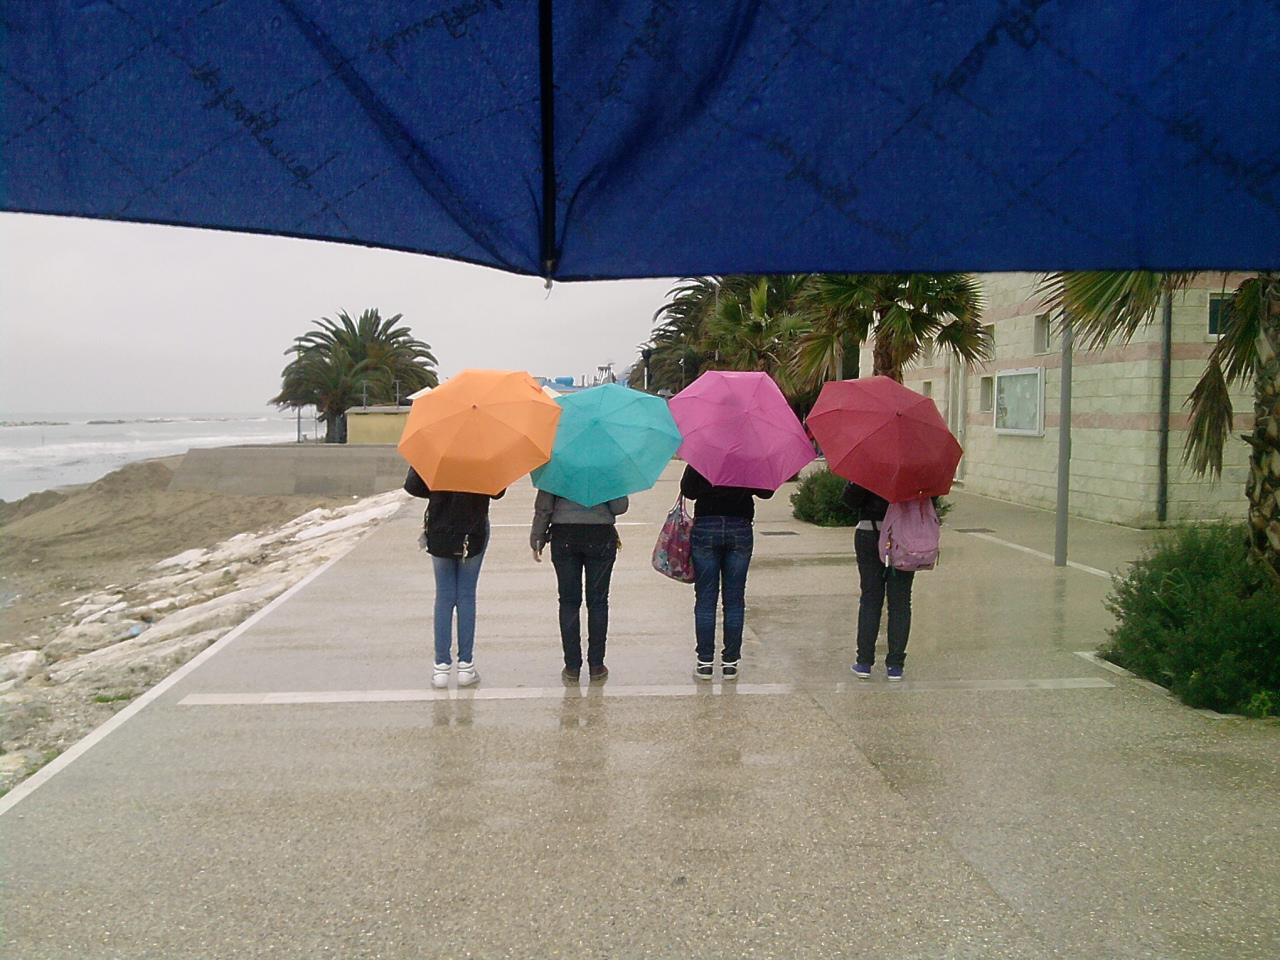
[561,666,581,683]
[693,660,714,682]
[721,661,739,681]
[588,665,609,682]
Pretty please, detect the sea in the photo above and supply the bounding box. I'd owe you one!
[0,412,320,503]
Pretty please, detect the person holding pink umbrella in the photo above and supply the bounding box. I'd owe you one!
[669,371,815,682]
[680,464,774,681]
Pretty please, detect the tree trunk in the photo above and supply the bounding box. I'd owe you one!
[872,330,901,381]
[322,412,343,444]
[1246,276,1280,582]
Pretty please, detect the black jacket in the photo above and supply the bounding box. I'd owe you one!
[841,481,889,523]
[679,465,774,521]
[841,482,939,524]
[404,468,505,558]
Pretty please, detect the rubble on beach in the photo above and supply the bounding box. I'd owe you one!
[0,490,406,794]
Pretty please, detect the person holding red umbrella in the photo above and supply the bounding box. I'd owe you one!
[841,481,933,682]
[807,376,959,683]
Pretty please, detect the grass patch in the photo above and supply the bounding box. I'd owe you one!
[91,692,137,704]
[1104,523,1280,717]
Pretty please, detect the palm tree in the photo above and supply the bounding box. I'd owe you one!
[793,273,991,385]
[1041,271,1280,580]
[699,276,810,387]
[641,276,758,394]
[273,308,438,442]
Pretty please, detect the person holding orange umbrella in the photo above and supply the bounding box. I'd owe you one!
[399,369,561,689]
[404,468,504,688]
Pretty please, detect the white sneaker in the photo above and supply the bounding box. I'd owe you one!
[456,661,479,686]
[432,663,450,689]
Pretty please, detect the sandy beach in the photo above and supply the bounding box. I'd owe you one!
[0,455,405,794]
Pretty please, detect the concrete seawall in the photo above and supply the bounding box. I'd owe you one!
[168,444,408,497]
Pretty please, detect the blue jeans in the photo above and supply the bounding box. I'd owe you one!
[691,516,753,663]
[550,524,618,670]
[854,528,914,668]
[432,550,485,665]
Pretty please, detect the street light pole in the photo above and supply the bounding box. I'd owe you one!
[1054,317,1074,567]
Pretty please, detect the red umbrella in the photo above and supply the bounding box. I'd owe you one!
[806,377,962,502]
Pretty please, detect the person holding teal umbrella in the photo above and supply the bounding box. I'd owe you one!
[531,492,629,682]
[529,384,682,682]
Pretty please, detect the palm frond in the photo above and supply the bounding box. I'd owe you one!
[1183,358,1234,476]
[1037,271,1198,349]
[1213,275,1270,386]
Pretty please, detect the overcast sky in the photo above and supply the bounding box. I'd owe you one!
[0,213,675,415]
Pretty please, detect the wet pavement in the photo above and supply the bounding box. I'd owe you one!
[2,464,1278,959]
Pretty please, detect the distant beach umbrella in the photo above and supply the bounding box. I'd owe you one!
[397,369,560,495]
[530,383,682,506]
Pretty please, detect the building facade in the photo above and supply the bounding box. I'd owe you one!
[874,273,1252,527]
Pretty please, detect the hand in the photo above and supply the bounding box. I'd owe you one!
[532,548,542,563]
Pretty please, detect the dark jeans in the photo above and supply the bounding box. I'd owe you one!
[691,516,753,663]
[550,524,618,670]
[854,527,915,668]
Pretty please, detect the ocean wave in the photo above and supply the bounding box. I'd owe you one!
[0,418,307,501]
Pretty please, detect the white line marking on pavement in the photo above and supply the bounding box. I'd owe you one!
[0,525,379,820]
[178,678,1112,706]
[179,683,794,704]
[962,532,1112,578]
[491,522,656,528]
[1075,651,1239,718]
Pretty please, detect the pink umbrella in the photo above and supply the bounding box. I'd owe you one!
[806,376,962,502]
[669,371,816,490]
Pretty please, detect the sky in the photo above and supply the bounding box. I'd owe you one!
[0,213,675,415]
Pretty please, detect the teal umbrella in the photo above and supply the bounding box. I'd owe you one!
[531,384,682,507]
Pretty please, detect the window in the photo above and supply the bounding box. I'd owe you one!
[994,368,1044,436]
[920,380,933,398]
[1033,313,1052,354]
[1209,294,1234,338]
[919,340,935,365]
[984,324,996,352]
[979,376,995,413]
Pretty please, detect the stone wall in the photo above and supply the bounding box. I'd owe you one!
[169,444,408,497]
[866,273,1251,526]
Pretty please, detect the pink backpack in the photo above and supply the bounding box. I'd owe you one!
[878,498,940,571]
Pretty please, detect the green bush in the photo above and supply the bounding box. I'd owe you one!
[1104,523,1280,717]
[790,468,858,526]
[790,468,953,527]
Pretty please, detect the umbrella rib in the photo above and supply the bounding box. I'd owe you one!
[277,1,516,270]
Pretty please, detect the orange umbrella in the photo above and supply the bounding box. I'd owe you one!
[398,369,561,495]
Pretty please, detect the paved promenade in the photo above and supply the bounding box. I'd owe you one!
[3,465,1278,959]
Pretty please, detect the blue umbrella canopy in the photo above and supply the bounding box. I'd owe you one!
[2,2,1278,278]
[531,383,682,506]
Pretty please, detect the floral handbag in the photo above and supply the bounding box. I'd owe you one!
[652,494,695,583]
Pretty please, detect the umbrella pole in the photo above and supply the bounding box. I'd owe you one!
[1054,317,1073,566]
[539,0,558,278]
